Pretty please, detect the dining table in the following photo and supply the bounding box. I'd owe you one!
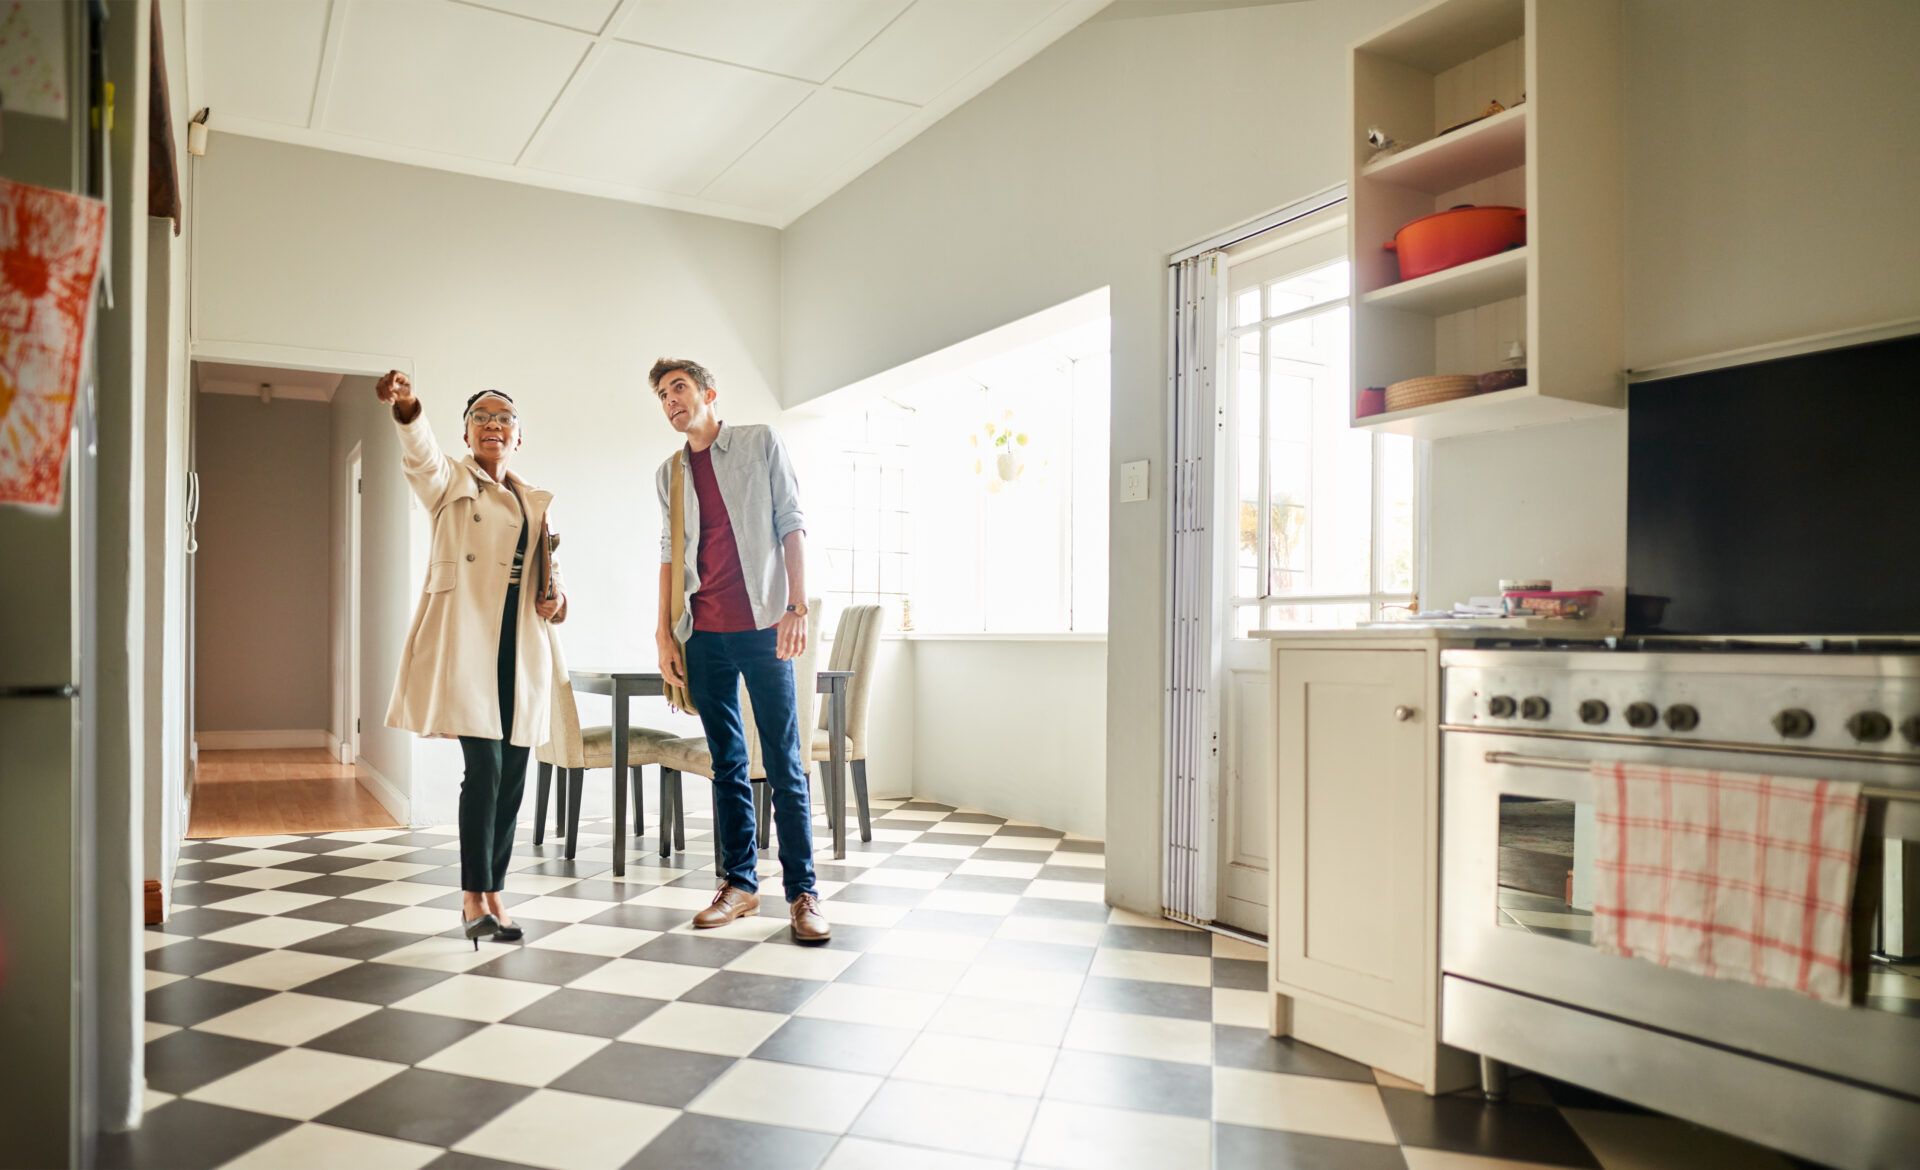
[566,668,856,876]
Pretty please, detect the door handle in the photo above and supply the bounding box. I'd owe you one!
[1394,705,1418,722]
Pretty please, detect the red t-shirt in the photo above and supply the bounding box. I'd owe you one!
[688,446,760,633]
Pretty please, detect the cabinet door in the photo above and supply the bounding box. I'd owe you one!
[1271,648,1430,1024]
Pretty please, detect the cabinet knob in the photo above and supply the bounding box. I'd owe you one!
[1394,705,1417,722]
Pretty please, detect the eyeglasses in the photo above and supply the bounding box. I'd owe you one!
[468,410,518,427]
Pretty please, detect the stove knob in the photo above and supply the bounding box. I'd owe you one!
[1521,696,1552,721]
[1847,711,1892,742]
[1772,708,1815,739]
[1903,716,1920,746]
[1624,702,1660,729]
[1664,704,1701,732]
[1488,695,1518,719]
[1578,700,1610,725]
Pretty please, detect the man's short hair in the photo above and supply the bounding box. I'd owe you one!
[649,358,714,394]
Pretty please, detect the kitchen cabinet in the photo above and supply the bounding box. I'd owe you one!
[1349,0,1624,439]
[1262,632,1474,1092]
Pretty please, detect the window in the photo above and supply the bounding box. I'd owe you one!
[1226,225,1415,634]
[815,404,914,630]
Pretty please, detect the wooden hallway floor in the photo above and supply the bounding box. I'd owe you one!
[187,748,402,838]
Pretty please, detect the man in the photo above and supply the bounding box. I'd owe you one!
[653,358,830,943]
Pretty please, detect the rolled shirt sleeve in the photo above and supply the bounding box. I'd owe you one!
[657,458,674,566]
[767,430,806,542]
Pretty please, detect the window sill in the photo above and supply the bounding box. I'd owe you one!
[886,631,1108,643]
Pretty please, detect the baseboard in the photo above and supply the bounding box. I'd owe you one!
[357,757,410,826]
[143,880,164,925]
[326,730,342,761]
[196,729,331,751]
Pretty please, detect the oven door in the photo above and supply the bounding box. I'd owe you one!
[1441,729,1920,1099]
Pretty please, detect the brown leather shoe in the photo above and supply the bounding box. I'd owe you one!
[790,892,831,943]
[692,883,760,929]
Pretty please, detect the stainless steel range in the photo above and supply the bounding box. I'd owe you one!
[1440,641,1920,1170]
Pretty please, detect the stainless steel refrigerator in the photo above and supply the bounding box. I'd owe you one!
[0,4,108,1164]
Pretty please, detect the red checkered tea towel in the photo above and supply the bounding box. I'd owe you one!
[1590,761,1866,1005]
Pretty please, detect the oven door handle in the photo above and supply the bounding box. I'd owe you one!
[1484,751,1920,805]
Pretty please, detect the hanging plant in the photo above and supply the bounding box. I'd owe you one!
[976,412,1030,486]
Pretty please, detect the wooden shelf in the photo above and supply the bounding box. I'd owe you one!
[1362,247,1527,315]
[1353,384,1617,439]
[1361,105,1526,193]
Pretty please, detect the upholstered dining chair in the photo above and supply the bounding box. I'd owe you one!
[812,604,881,844]
[532,675,679,850]
[651,601,822,864]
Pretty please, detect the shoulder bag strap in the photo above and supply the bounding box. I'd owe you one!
[667,451,697,714]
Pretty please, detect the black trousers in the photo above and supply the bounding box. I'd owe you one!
[457,583,528,893]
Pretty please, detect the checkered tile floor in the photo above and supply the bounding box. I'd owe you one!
[118,790,1820,1170]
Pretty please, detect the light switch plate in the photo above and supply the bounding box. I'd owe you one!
[1120,460,1149,502]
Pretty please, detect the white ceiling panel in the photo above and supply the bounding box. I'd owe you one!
[831,0,1062,106]
[460,0,622,34]
[525,41,812,196]
[322,0,591,163]
[702,88,912,215]
[613,0,911,83]
[196,0,331,127]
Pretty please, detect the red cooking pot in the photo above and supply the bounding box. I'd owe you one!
[1384,204,1526,281]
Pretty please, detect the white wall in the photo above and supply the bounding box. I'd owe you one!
[192,135,784,824]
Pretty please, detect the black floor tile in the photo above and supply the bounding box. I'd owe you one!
[317,1068,534,1147]
[1212,957,1266,990]
[623,1114,835,1170]
[423,1152,545,1170]
[542,878,631,902]
[1056,838,1104,854]
[1379,1087,1601,1166]
[503,988,668,1038]
[272,837,358,855]
[393,847,465,867]
[760,922,887,952]
[177,842,251,861]
[548,1041,736,1108]
[874,854,962,874]
[896,909,1003,937]
[1045,1049,1214,1118]
[280,897,404,926]
[1212,1026,1375,1083]
[382,832,461,848]
[1098,924,1213,956]
[409,869,468,889]
[586,904,698,932]
[278,874,392,899]
[275,852,382,874]
[941,812,1007,825]
[286,925,418,961]
[824,884,927,907]
[968,847,1051,864]
[628,933,755,968]
[1077,976,1214,1021]
[517,858,613,880]
[939,874,1035,896]
[896,801,955,812]
[811,863,868,883]
[146,978,276,1027]
[467,947,614,986]
[1036,865,1104,884]
[1213,1123,1410,1170]
[1012,897,1110,922]
[1536,1076,1653,1116]
[166,882,255,908]
[992,825,1066,839]
[751,1016,916,1075]
[95,1100,295,1170]
[679,970,825,1014]
[142,1029,282,1095]
[303,1008,487,1065]
[172,861,251,882]
[296,961,454,1005]
[913,831,992,848]
[835,954,965,993]
[974,939,1095,973]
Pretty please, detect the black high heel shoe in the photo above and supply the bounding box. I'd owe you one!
[462,912,500,950]
[492,919,524,943]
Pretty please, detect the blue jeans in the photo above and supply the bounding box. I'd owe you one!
[686,628,817,901]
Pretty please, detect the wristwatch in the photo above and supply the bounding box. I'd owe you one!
[786,603,809,617]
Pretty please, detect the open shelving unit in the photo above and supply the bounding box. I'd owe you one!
[1348,0,1623,437]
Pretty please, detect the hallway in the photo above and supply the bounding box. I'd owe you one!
[188,749,402,839]
[122,794,1792,1170]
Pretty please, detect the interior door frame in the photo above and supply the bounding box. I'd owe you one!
[343,442,363,765]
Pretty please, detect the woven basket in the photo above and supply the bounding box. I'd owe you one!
[1385,374,1479,412]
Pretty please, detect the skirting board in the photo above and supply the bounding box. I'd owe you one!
[196,729,331,751]
[357,758,410,826]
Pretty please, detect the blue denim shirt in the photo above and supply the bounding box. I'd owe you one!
[657,421,806,641]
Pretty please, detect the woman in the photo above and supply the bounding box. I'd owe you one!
[377,370,568,946]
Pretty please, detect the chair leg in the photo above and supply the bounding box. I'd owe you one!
[852,758,872,843]
[754,780,771,850]
[533,762,552,846]
[564,768,585,859]
[659,768,676,859]
[817,764,839,841]
[553,763,568,838]
[630,766,646,838]
[672,772,686,851]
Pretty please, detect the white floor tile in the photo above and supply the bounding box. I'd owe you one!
[372,936,504,973]
[335,860,437,881]
[980,835,1057,852]
[508,895,621,923]
[1400,1150,1583,1170]
[1106,908,1195,931]
[897,841,977,859]
[869,828,924,843]
[501,873,586,895]
[1021,1099,1210,1170]
[925,996,1072,1047]
[688,1058,882,1133]
[195,992,379,1047]
[212,835,304,848]
[567,957,715,1000]
[629,885,726,910]
[1046,851,1105,870]
[351,881,455,908]
[1211,988,1270,1029]
[618,1001,786,1056]
[199,949,359,991]
[145,970,184,992]
[142,1089,173,1113]
[200,890,331,916]
[144,1021,180,1043]
[204,867,319,891]
[892,1031,1058,1096]
[188,1048,403,1120]
[1212,1067,1396,1143]
[389,973,557,1022]
[811,898,910,927]
[852,867,948,890]
[664,913,792,941]
[1088,948,1212,987]
[993,916,1106,948]
[1062,1010,1213,1066]
[352,907,466,939]
[867,929,988,963]
[925,821,997,837]
[214,848,310,867]
[142,931,191,952]
[528,923,659,957]
[820,1136,1012,1170]
[325,842,416,860]
[1211,934,1266,962]
[797,982,945,1030]
[417,1023,609,1087]
[951,964,1084,1008]
[452,1088,674,1170]
[202,917,345,950]
[726,941,859,981]
[1025,879,1104,904]
[217,1122,439,1170]
[321,829,412,842]
[849,1080,1037,1161]
[953,859,1044,880]
[920,890,1020,916]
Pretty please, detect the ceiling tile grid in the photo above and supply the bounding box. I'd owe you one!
[188,0,1106,225]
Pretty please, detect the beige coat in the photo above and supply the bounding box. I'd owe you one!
[384,412,568,746]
